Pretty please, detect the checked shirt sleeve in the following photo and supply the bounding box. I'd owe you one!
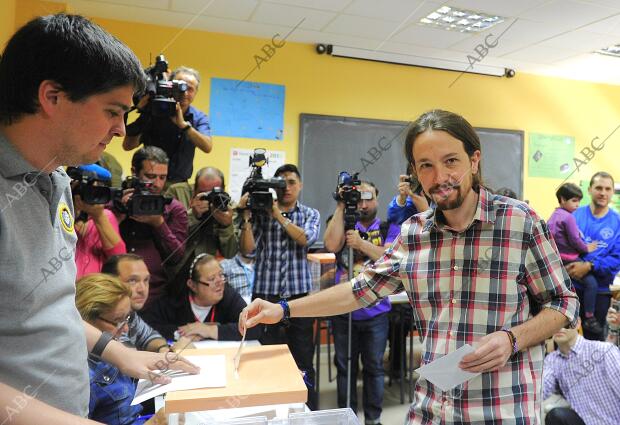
[351,231,405,308]
[522,217,580,327]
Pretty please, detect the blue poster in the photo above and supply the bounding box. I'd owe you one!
[209,78,285,140]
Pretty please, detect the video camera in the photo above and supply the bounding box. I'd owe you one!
[197,187,231,219]
[140,54,188,117]
[333,171,368,231]
[115,176,172,216]
[67,164,114,205]
[241,148,286,213]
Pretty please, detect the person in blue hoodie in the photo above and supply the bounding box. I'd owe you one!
[568,171,620,341]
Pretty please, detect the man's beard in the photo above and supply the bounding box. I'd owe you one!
[360,209,377,221]
[428,182,467,211]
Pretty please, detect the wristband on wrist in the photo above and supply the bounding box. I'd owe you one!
[181,122,192,133]
[91,332,114,358]
[278,299,290,323]
[281,218,292,229]
[501,327,518,356]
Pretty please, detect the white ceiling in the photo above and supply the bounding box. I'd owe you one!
[57,0,620,85]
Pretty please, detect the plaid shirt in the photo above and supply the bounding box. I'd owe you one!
[253,201,320,297]
[351,187,579,424]
[543,336,620,424]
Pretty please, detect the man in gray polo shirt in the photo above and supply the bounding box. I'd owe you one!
[0,14,197,423]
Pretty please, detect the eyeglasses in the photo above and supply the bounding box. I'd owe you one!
[195,272,227,287]
[98,314,131,331]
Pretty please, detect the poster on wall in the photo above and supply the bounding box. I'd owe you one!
[528,133,575,179]
[210,78,285,140]
[229,148,286,202]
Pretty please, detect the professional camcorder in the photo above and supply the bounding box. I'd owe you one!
[115,176,172,216]
[197,187,231,218]
[67,164,114,205]
[140,54,188,117]
[241,148,286,213]
[333,171,369,231]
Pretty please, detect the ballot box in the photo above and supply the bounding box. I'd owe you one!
[307,253,336,293]
[167,408,360,425]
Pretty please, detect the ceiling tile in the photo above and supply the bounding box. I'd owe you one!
[251,2,336,31]
[343,0,441,23]
[519,0,618,30]
[391,23,473,49]
[170,0,259,20]
[323,14,402,39]
[502,44,580,64]
[265,0,351,13]
[83,0,169,10]
[581,13,620,36]
[538,29,618,52]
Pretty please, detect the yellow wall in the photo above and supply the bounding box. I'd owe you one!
[0,0,16,49]
[11,1,620,218]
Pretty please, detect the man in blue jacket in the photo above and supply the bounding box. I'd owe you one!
[568,171,620,340]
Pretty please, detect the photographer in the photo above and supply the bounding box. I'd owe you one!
[386,167,430,226]
[167,166,238,294]
[71,164,126,278]
[118,146,188,304]
[122,66,212,184]
[238,164,320,410]
[323,180,390,425]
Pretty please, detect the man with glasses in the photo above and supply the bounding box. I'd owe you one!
[141,253,260,341]
[102,254,193,353]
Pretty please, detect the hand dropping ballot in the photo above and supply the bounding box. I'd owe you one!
[415,345,481,392]
[132,355,226,405]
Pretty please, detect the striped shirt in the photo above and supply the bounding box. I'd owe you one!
[543,336,620,424]
[351,187,579,424]
[253,201,320,297]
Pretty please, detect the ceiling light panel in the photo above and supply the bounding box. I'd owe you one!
[419,5,504,33]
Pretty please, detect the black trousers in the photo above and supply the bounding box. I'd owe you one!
[575,286,611,341]
[253,293,317,410]
[545,407,585,425]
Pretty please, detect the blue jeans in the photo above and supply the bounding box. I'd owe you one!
[578,273,599,316]
[332,312,389,424]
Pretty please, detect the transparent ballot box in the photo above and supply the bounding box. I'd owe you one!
[307,253,336,293]
[165,408,360,425]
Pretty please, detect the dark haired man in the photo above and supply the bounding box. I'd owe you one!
[118,146,188,304]
[0,14,197,423]
[324,181,390,425]
[239,163,321,410]
[241,110,578,424]
[123,66,212,184]
[567,172,620,340]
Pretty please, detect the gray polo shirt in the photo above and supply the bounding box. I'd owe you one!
[0,133,88,416]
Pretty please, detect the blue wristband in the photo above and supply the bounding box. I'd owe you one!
[278,299,290,323]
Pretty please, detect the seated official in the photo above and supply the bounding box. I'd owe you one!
[543,318,620,424]
[141,254,260,341]
[76,273,161,425]
[102,254,193,353]
[71,164,126,279]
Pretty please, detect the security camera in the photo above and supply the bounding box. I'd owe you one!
[316,44,327,54]
[504,68,516,78]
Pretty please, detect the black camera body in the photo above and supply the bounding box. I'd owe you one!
[242,148,286,213]
[403,174,422,194]
[197,187,232,219]
[116,176,172,216]
[333,171,361,231]
[67,166,113,205]
[141,54,188,117]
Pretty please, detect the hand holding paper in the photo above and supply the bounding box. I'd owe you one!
[415,345,481,392]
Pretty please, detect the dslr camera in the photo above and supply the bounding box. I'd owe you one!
[333,171,370,231]
[67,164,114,205]
[139,54,188,117]
[241,148,286,213]
[115,176,172,216]
[197,188,232,220]
[403,174,422,195]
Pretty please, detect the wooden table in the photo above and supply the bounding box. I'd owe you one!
[165,344,307,414]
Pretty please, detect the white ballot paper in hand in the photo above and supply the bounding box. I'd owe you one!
[131,355,226,405]
[415,344,481,392]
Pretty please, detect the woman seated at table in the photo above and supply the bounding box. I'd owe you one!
[76,273,164,425]
[141,254,260,342]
